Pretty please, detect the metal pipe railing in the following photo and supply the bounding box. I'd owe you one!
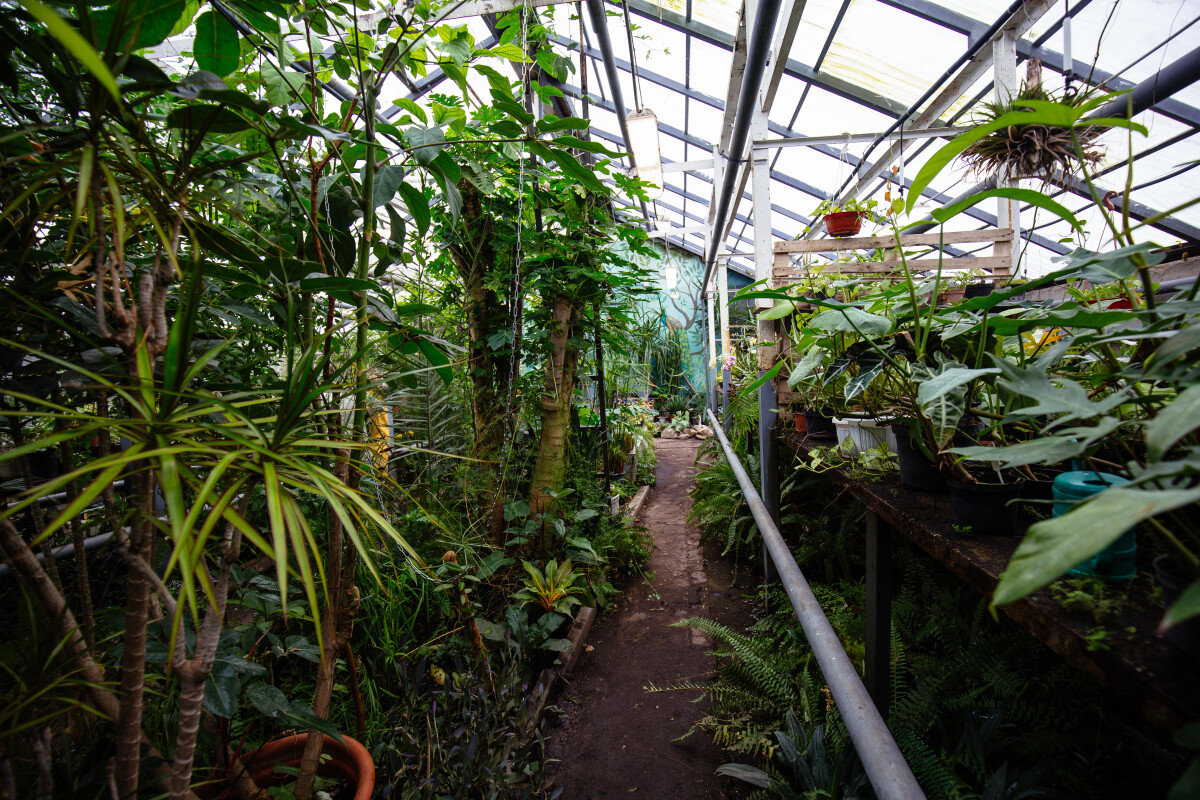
[705,410,926,800]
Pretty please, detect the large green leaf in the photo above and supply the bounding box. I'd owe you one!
[94,0,188,53]
[788,347,825,387]
[372,164,408,209]
[167,104,255,134]
[947,418,1123,468]
[1163,578,1200,630]
[194,9,239,77]
[398,182,430,238]
[1146,385,1200,461]
[912,354,969,448]
[1052,242,1166,284]
[406,126,444,166]
[1150,325,1200,367]
[758,299,796,320]
[808,306,892,338]
[992,356,1129,427]
[926,187,1083,232]
[844,349,888,400]
[993,485,1200,608]
[916,365,998,407]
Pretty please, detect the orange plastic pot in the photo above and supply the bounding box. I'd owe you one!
[240,734,374,800]
[823,211,862,237]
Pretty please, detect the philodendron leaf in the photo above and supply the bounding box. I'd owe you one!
[1052,241,1166,284]
[993,357,1129,428]
[1149,325,1200,368]
[758,299,797,320]
[809,306,892,338]
[916,366,998,407]
[912,354,971,448]
[1146,385,1200,461]
[993,485,1200,608]
[844,349,887,400]
[948,418,1123,468]
[1162,578,1200,630]
[788,347,825,387]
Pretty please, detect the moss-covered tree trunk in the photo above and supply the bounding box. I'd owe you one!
[449,182,512,544]
[529,294,579,520]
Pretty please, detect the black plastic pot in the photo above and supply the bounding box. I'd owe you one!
[1154,556,1200,661]
[947,477,1024,536]
[952,416,986,448]
[892,426,940,493]
[802,409,837,440]
[1020,465,1066,519]
[964,282,995,299]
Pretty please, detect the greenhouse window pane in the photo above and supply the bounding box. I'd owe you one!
[822,3,966,108]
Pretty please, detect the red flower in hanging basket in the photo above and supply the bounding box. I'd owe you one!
[823,211,863,238]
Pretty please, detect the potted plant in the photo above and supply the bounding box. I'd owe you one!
[961,60,1106,184]
[809,197,881,238]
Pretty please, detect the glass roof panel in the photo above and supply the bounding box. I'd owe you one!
[822,2,966,108]
[787,0,844,67]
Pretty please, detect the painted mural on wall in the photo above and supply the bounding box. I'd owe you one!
[614,241,752,397]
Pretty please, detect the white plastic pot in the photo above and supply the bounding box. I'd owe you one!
[832,418,896,454]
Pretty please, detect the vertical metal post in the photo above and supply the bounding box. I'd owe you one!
[752,107,778,584]
[719,258,731,423]
[700,287,710,412]
[865,511,893,718]
[993,30,1020,241]
[594,305,611,496]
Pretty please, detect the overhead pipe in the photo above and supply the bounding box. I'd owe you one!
[706,412,927,800]
[583,0,652,226]
[701,0,787,290]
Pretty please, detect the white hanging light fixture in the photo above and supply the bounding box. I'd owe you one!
[626,107,664,199]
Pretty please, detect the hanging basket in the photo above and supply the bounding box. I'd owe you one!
[823,211,863,238]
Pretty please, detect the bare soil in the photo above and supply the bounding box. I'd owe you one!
[544,438,757,798]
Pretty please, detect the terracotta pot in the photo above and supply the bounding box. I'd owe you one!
[823,211,862,238]
[795,413,808,434]
[239,734,374,800]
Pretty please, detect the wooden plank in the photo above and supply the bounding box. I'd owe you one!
[775,228,1014,254]
[774,255,1012,275]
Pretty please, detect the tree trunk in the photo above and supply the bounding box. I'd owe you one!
[115,466,155,800]
[449,181,512,544]
[528,294,579,521]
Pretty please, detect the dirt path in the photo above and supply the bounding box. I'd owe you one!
[544,438,755,798]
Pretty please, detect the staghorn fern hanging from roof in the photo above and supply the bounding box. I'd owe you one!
[962,59,1105,183]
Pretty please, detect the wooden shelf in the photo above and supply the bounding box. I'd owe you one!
[782,429,1200,732]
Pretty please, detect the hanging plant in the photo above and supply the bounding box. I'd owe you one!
[962,61,1105,183]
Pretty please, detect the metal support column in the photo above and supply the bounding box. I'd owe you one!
[718,258,731,423]
[993,29,1020,240]
[752,107,779,584]
[865,511,893,718]
[707,288,718,413]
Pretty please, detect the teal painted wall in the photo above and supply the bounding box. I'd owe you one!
[613,242,753,397]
